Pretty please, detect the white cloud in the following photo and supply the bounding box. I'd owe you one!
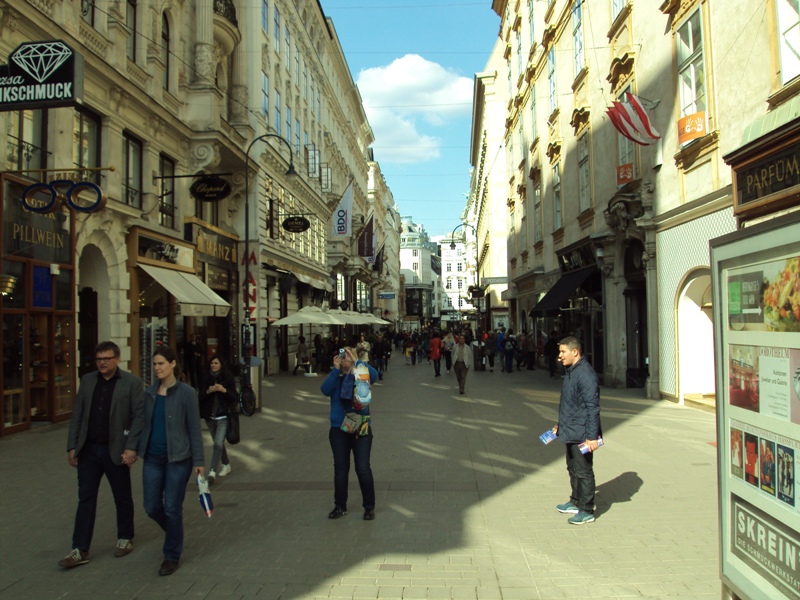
[356,54,473,164]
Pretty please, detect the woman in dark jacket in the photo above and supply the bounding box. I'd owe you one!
[198,356,237,482]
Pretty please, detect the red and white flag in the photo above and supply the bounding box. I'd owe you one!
[606,93,660,146]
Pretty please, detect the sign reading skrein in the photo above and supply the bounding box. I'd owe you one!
[0,41,84,111]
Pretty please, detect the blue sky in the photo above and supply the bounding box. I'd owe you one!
[321,1,500,237]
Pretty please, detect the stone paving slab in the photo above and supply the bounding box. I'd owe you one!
[0,361,720,599]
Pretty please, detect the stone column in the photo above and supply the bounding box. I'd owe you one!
[193,0,215,86]
[644,239,660,399]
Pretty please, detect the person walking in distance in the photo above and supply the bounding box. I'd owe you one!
[198,355,237,482]
[139,347,205,576]
[60,341,145,569]
[452,335,473,394]
[554,336,601,525]
[429,332,443,377]
[442,332,455,374]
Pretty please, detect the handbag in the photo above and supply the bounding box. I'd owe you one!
[226,409,241,445]
[341,412,371,436]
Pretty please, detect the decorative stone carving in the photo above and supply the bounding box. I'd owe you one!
[148,117,166,138]
[194,43,216,84]
[603,195,644,232]
[190,141,221,173]
[0,3,20,35]
[109,86,131,112]
[230,85,248,122]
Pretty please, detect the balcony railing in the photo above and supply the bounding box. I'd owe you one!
[213,0,238,26]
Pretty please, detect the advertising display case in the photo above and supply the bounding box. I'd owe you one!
[711,212,800,599]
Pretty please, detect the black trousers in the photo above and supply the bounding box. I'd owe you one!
[565,442,595,513]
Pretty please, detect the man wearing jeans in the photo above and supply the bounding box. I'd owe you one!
[60,341,144,568]
[554,336,601,525]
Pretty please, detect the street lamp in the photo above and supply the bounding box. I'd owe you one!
[449,222,482,333]
[242,133,296,397]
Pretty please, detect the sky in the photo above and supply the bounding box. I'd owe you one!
[321,1,501,237]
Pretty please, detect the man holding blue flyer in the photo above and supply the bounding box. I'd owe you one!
[554,336,601,525]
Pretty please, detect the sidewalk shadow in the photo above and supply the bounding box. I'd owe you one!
[595,471,643,517]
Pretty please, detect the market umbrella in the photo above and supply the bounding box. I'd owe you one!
[326,308,370,325]
[271,305,345,326]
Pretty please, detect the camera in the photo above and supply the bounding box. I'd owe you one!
[338,349,346,358]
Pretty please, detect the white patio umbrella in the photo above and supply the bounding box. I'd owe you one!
[270,305,346,326]
[326,308,370,325]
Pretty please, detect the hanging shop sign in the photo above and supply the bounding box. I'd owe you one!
[189,176,232,203]
[0,41,84,111]
[21,180,107,214]
[282,216,311,233]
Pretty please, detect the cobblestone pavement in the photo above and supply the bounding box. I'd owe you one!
[0,356,720,599]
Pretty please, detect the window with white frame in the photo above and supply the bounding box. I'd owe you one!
[612,0,626,21]
[446,278,452,289]
[578,131,591,212]
[516,29,523,80]
[457,262,463,272]
[573,0,584,76]
[261,72,269,117]
[274,90,281,135]
[528,0,535,48]
[534,183,542,243]
[73,107,100,183]
[677,10,706,117]
[284,25,290,70]
[458,279,463,290]
[553,162,562,230]
[446,263,452,272]
[777,0,800,84]
[413,262,419,271]
[548,46,556,114]
[413,249,418,257]
[274,7,281,52]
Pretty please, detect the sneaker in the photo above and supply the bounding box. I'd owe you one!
[568,511,595,525]
[59,548,89,568]
[218,464,232,477]
[556,502,579,514]
[328,507,348,519]
[208,469,216,483]
[363,509,376,521]
[114,539,134,557]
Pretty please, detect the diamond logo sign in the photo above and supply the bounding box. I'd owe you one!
[11,42,73,83]
[0,40,83,111]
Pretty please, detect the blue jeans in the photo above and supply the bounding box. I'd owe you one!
[205,417,229,473]
[72,442,134,552]
[329,427,375,511]
[142,455,193,561]
[565,443,595,513]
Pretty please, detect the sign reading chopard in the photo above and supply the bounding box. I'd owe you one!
[0,41,84,111]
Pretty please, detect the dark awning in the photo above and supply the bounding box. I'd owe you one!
[531,267,597,314]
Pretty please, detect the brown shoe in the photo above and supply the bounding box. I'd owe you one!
[114,539,134,557]
[159,559,180,576]
[59,548,89,568]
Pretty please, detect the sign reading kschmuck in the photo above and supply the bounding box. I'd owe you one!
[0,41,83,111]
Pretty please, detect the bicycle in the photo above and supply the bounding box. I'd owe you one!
[239,381,256,416]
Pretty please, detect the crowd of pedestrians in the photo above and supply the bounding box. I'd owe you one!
[60,324,597,579]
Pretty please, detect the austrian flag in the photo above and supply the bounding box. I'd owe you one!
[606,93,660,146]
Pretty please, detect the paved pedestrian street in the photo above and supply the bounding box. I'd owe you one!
[0,359,720,599]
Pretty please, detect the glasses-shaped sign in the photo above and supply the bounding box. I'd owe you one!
[21,180,107,214]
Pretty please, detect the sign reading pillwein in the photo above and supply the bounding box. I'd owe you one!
[0,41,84,111]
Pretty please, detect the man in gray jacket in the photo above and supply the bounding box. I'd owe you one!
[59,341,145,568]
[554,336,601,525]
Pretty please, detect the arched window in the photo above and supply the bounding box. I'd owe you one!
[161,13,170,90]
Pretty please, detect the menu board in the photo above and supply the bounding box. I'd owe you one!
[712,213,800,600]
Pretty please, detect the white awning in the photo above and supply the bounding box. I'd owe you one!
[140,264,231,317]
[294,272,334,292]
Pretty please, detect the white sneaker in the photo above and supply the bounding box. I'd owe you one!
[208,469,216,482]
[218,464,232,477]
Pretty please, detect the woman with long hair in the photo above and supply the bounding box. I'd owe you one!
[138,347,205,576]
[198,355,237,482]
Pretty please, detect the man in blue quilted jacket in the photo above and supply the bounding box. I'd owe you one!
[554,336,601,525]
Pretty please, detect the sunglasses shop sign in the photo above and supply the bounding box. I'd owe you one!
[0,41,84,111]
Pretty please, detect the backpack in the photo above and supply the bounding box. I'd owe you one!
[505,338,515,351]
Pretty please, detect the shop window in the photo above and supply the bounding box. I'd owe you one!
[73,107,100,184]
[2,314,26,430]
[1,260,25,310]
[122,132,143,209]
[158,155,175,229]
[56,269,73,311]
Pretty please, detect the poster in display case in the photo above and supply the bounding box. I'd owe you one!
[711,212,800,600]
